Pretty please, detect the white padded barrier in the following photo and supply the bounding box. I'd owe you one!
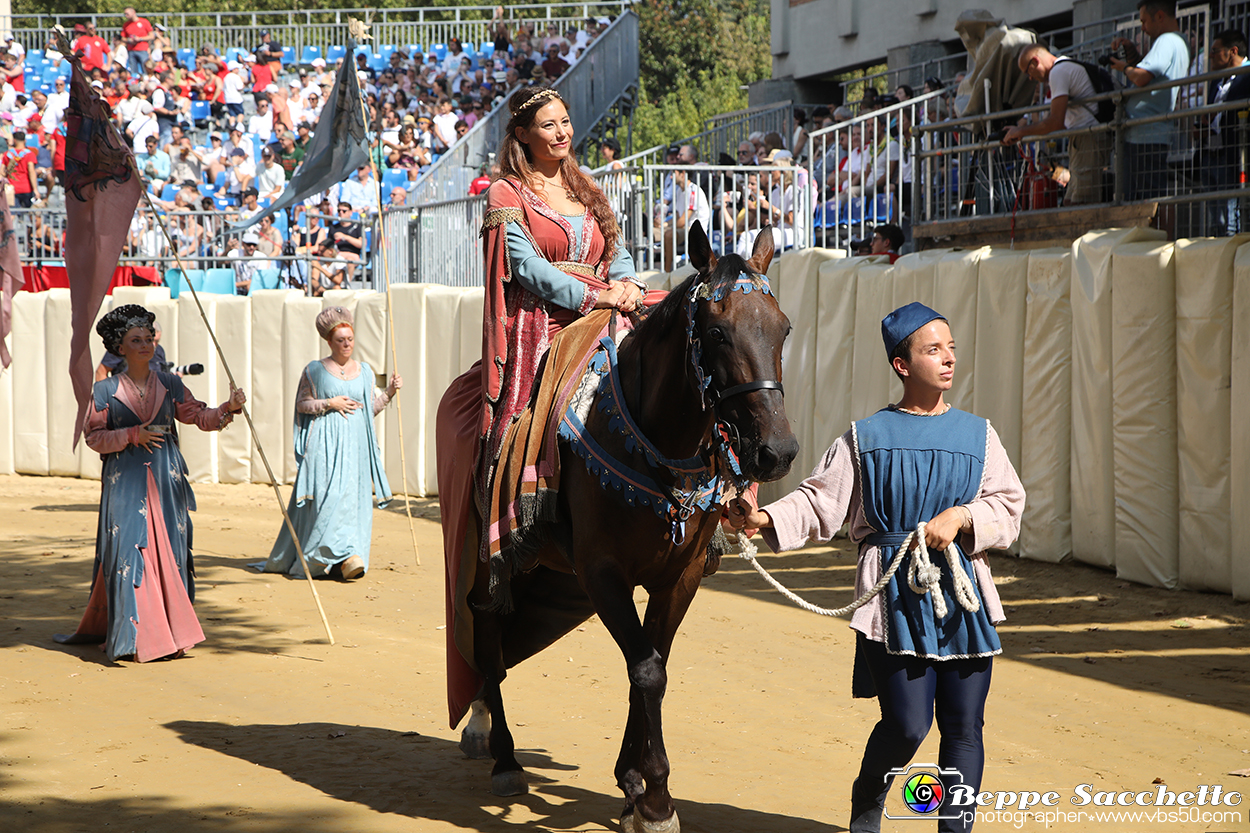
[0,338,11,475]
[12,290,50,475]
[210,296,253,484]
[1174,237,1248,593]
[1069,227,1165,569]
[1018,248,1073,563]
[811,256,862,461]
[248,290,299,485]
[850,260,897,422]
[973,249,1028,470]
[1231,244,1250,601]
[934,248,985,414]
[1110,239,1178,589]
[281,294,324,483]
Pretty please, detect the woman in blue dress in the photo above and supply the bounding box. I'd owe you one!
[262,305,400,580]
[56,304,247,662]
[729,302,1025,833]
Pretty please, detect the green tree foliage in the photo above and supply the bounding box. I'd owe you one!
[631,0,771,152]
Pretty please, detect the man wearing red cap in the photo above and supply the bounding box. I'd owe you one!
[729,302,1025,833]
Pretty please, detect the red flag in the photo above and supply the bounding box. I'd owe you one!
[60,35,143,447]
[0,198,24,369]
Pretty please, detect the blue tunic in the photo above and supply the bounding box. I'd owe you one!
[854,407,1001,659]
[263,360,392,577]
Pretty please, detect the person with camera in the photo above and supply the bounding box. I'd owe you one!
[1003,44,1112,205]
[1196,29,1250,234]
[1106,0,1189,200]
[726,302,1024,833]
[57,304,246,662]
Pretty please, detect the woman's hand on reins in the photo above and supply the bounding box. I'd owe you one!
[595,281,642,312]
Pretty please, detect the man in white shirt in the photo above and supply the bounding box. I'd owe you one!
[336,164,377,213]
[656,165,711,271]
[255,145,286,201]
[222,61,247,129]
[46,76,69,117]
[126,101,159,154]
[1004,44,1109,205]
[247,95,274,143]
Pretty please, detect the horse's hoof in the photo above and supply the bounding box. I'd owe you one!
[491,770,529,796]
[620,814,636,833]
[630,809,679,833]
[459,731,491,759]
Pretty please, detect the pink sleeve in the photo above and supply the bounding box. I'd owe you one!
[294,367,329,415]
[759,431,856,553]
[963,423,1026,554]
[83,400,139,454]
[174,383,234,431]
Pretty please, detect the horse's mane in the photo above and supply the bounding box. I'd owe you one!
[632,252,757,342]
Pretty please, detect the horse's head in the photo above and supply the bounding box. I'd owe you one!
[685,223,797,483]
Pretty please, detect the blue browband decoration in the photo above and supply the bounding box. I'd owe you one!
[557,271,771,543]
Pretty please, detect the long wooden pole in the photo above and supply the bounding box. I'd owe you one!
[352,43,422,567]
[56,26,337,644]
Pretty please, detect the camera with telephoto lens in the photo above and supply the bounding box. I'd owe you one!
[160,361,204,376]
[1097,46,1129,67]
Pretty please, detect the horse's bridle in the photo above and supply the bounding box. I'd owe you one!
[686,271,785,413]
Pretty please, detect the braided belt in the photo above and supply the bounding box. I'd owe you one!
[552,261,597,278]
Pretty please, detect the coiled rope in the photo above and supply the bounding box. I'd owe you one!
[734,521,980,618]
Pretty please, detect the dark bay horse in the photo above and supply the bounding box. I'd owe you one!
[463,224,797,832]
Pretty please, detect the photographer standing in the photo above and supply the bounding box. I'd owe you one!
[1107,0,1189,200]
[1004,44,1111,205]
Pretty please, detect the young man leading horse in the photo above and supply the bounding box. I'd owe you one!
[728,302,1025,833]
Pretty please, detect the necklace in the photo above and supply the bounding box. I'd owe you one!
[327,358,351,378]
[891,402,950,417]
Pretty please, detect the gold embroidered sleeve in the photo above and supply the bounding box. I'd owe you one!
[481,207,525,234]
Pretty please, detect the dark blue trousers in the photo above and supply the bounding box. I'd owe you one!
[849,635,993,833]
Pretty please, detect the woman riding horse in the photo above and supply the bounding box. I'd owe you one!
[436,85,655,733]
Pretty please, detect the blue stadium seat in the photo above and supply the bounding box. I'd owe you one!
[190,100,210,124]
[366,52,385,72]
[300,45,321,65]
[165,268,206,299]
[253,268,281,291]
[281,46,296,65]
[326,44,347,64]
[462,42,476,54]
[41,65,59,84]
[225,47,246,64]
[214,196,233,210]
[39,83,53,95]
[198,183,215,197]
[203,268,236,294]
[213,170,227,190]
[160,183,179,201]
[379,44,396,62]
[431,43,447,61]
[382,167,407,193]
[479,43,495,61]
[272,210,288,237]
[405,43,422,56]
[27,49,43,64]
[354,44,371,60]
[176,47,196,67]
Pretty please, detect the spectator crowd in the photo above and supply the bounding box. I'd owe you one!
[1,6,617,295]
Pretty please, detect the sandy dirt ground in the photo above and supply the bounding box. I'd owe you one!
[2,472,1249,833]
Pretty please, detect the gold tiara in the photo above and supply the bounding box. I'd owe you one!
[513,87,562,115]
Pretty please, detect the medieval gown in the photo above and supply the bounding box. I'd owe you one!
[261,359,392,577]
[61,371,235,662]
[435,176,657,728]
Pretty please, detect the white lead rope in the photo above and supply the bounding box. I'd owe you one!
[734,521,980,618]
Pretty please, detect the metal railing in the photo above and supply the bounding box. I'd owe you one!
[402,195,486,287]
[804,90,942,250]
[12,206,385,294]
[911,64,1250,239]
[615,100,795,170]
[407,10,639,205]
[9,3,632,58]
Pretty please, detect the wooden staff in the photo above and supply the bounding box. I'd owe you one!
[350,17,422,567]
[54,25,337,645]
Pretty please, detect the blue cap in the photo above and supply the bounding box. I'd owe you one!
[882,302,945,358]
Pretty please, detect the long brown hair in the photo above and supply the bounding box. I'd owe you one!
[497,86,620,262]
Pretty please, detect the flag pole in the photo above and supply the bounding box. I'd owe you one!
[52,25,336,646]
[350,17,422,567]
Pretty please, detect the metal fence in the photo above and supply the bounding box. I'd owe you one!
[615,100,796,171]
[407,10,639,205]
[912,64,1250,239]
[804,90,942,250]
[9,2,632,59]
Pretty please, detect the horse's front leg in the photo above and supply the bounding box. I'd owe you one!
[469,592,528,796]
[588,555,704,833]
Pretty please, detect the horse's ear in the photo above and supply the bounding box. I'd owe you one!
[686,221,717,274]
[748,225,776,274]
